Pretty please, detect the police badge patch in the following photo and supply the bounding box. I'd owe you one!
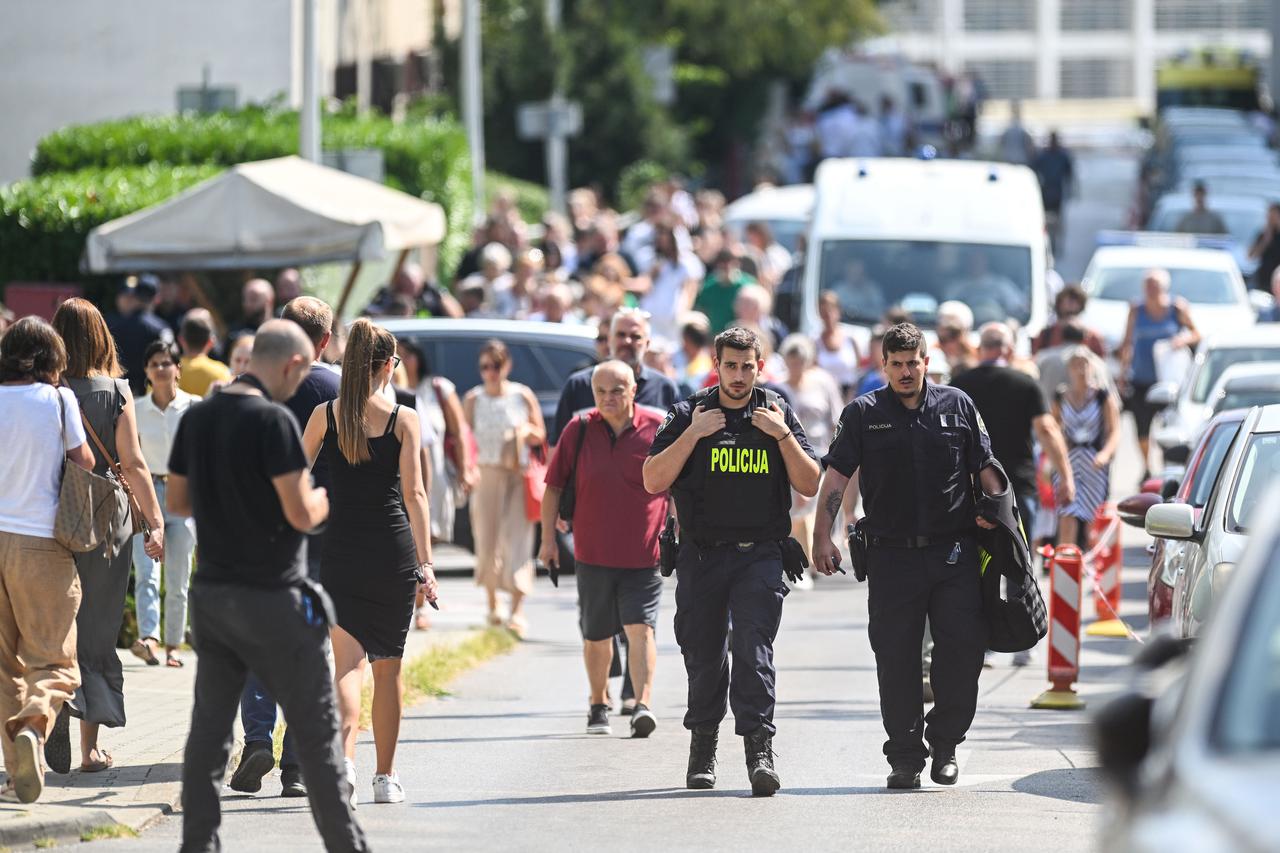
[657,411,675,434]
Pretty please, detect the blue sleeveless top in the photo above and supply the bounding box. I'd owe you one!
[1131,304,1181,385]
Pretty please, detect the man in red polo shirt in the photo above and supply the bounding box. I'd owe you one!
[539,360,668,738]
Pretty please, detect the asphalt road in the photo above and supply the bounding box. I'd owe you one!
[101,572,1114,853]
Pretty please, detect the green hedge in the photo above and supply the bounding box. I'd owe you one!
[29,106,476,281]
[0,164,222,290]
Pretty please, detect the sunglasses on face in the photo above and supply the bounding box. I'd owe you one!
[479,361,501,372]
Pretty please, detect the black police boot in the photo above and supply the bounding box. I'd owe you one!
[886,766,922,789]
[930,746,959,786]
[743,728,781,797]
[686,726,718,790]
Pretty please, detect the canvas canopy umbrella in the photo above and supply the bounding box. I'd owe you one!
[83,155,446,316]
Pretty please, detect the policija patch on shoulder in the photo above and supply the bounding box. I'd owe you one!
[657,411,675,435]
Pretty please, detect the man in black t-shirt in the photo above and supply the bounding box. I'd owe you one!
[949,323,1075,532]
[167,320,367,853]
[232,296,343,800]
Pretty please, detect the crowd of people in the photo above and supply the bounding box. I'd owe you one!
[0,141,1268,847]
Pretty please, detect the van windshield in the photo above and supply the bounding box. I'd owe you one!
[818,240,1033,327]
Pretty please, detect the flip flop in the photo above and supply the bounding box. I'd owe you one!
[80,750,113,773]
[130,639,160,666]
[165,651,184,668]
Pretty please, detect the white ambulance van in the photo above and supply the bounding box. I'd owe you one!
[799,157,1048,349]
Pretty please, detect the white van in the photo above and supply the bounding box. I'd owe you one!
[799,157,1048,345]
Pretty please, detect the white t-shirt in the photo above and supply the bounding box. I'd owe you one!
[641,254,705,343]
[0,384,88,538]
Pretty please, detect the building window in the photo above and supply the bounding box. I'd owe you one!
[964,60,1037,99]
[1061,59,1135,98]
[1061,0,1132,31]
[880,0,940,33]
[964,0,1036,32]
[1155,0,1267,30]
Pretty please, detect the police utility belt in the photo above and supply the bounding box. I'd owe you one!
[658,517,809,583]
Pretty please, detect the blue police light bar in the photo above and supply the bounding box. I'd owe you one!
[1095,230,1236,252]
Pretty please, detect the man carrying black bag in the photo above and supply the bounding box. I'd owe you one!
[539,361,669,739]
[812,323,1006,792]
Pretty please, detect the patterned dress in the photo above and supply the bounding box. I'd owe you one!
[1053,388,1110,523]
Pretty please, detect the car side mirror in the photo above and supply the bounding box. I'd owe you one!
[1145,503,1196,540]
[1249,289,1276,315]
[1118,493,1161,529]
[1144,382,1178,408]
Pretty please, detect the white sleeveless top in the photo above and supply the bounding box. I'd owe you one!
[472,385,531,467]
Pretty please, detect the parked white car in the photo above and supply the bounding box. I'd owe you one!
[1146,403,1280,638]
[1148,327,1280,463]
[1079,243,1256,358]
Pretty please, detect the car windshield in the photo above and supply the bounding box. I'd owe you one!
[1090,266,1236,305]
[1182,421,1239,507]
[1211,534,1280,752]
[1149,206,1263,245]
[1214,389,1280,414]
[1227,432,1280,532]
[1191,347,1280,402]
[819,239,1032,327]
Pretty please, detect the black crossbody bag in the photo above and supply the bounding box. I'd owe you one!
[557,414,589,521]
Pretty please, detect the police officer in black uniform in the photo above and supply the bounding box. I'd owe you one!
[644,326,820,797]
[812,323,1003,790]
[106,274,175,396]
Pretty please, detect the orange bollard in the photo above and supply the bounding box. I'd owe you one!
[1031,544,1087,710]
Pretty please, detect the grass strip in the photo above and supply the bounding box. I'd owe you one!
[358,628,517,729]
[81,825,138,842]
[271,628,517,758]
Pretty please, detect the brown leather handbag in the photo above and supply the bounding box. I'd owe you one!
[52,389,150,553]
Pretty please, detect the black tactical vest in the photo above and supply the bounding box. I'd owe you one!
[673,386,792,544]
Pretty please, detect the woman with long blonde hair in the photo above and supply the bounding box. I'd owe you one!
[50,298,164,776]
[302,318,436,807]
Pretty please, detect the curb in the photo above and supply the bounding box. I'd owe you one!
[0,806,117,847]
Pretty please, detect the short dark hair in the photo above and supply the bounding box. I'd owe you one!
[881,322,926,359]
[180,313,214,350]
[143,339,180,367]
[1055,284,1087,312]
[714,326,762,361]
[0,316,67,384]
[280,296,334,347]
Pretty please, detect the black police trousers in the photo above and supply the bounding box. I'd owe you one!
[673,541,789,737]
[866,537,987,771]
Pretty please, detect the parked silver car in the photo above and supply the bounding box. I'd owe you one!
[1146,404,1280,638]
[1095,484,1280,852]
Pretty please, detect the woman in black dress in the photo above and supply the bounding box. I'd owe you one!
[302,319,437,807]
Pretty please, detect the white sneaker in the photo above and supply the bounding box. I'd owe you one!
[372,771,405,804]
[12,728,44,804]
[344,757,358,810]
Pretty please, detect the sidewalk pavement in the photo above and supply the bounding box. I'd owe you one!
[0,575,487,848]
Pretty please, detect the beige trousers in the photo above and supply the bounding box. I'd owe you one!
[470,466,535,596]
[0,531,81,771]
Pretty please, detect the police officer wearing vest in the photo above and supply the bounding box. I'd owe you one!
[644,326,820,797]
[811,323,1004,790]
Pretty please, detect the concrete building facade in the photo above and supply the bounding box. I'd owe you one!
[876,0,1269,106]
[0,0,457,184]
